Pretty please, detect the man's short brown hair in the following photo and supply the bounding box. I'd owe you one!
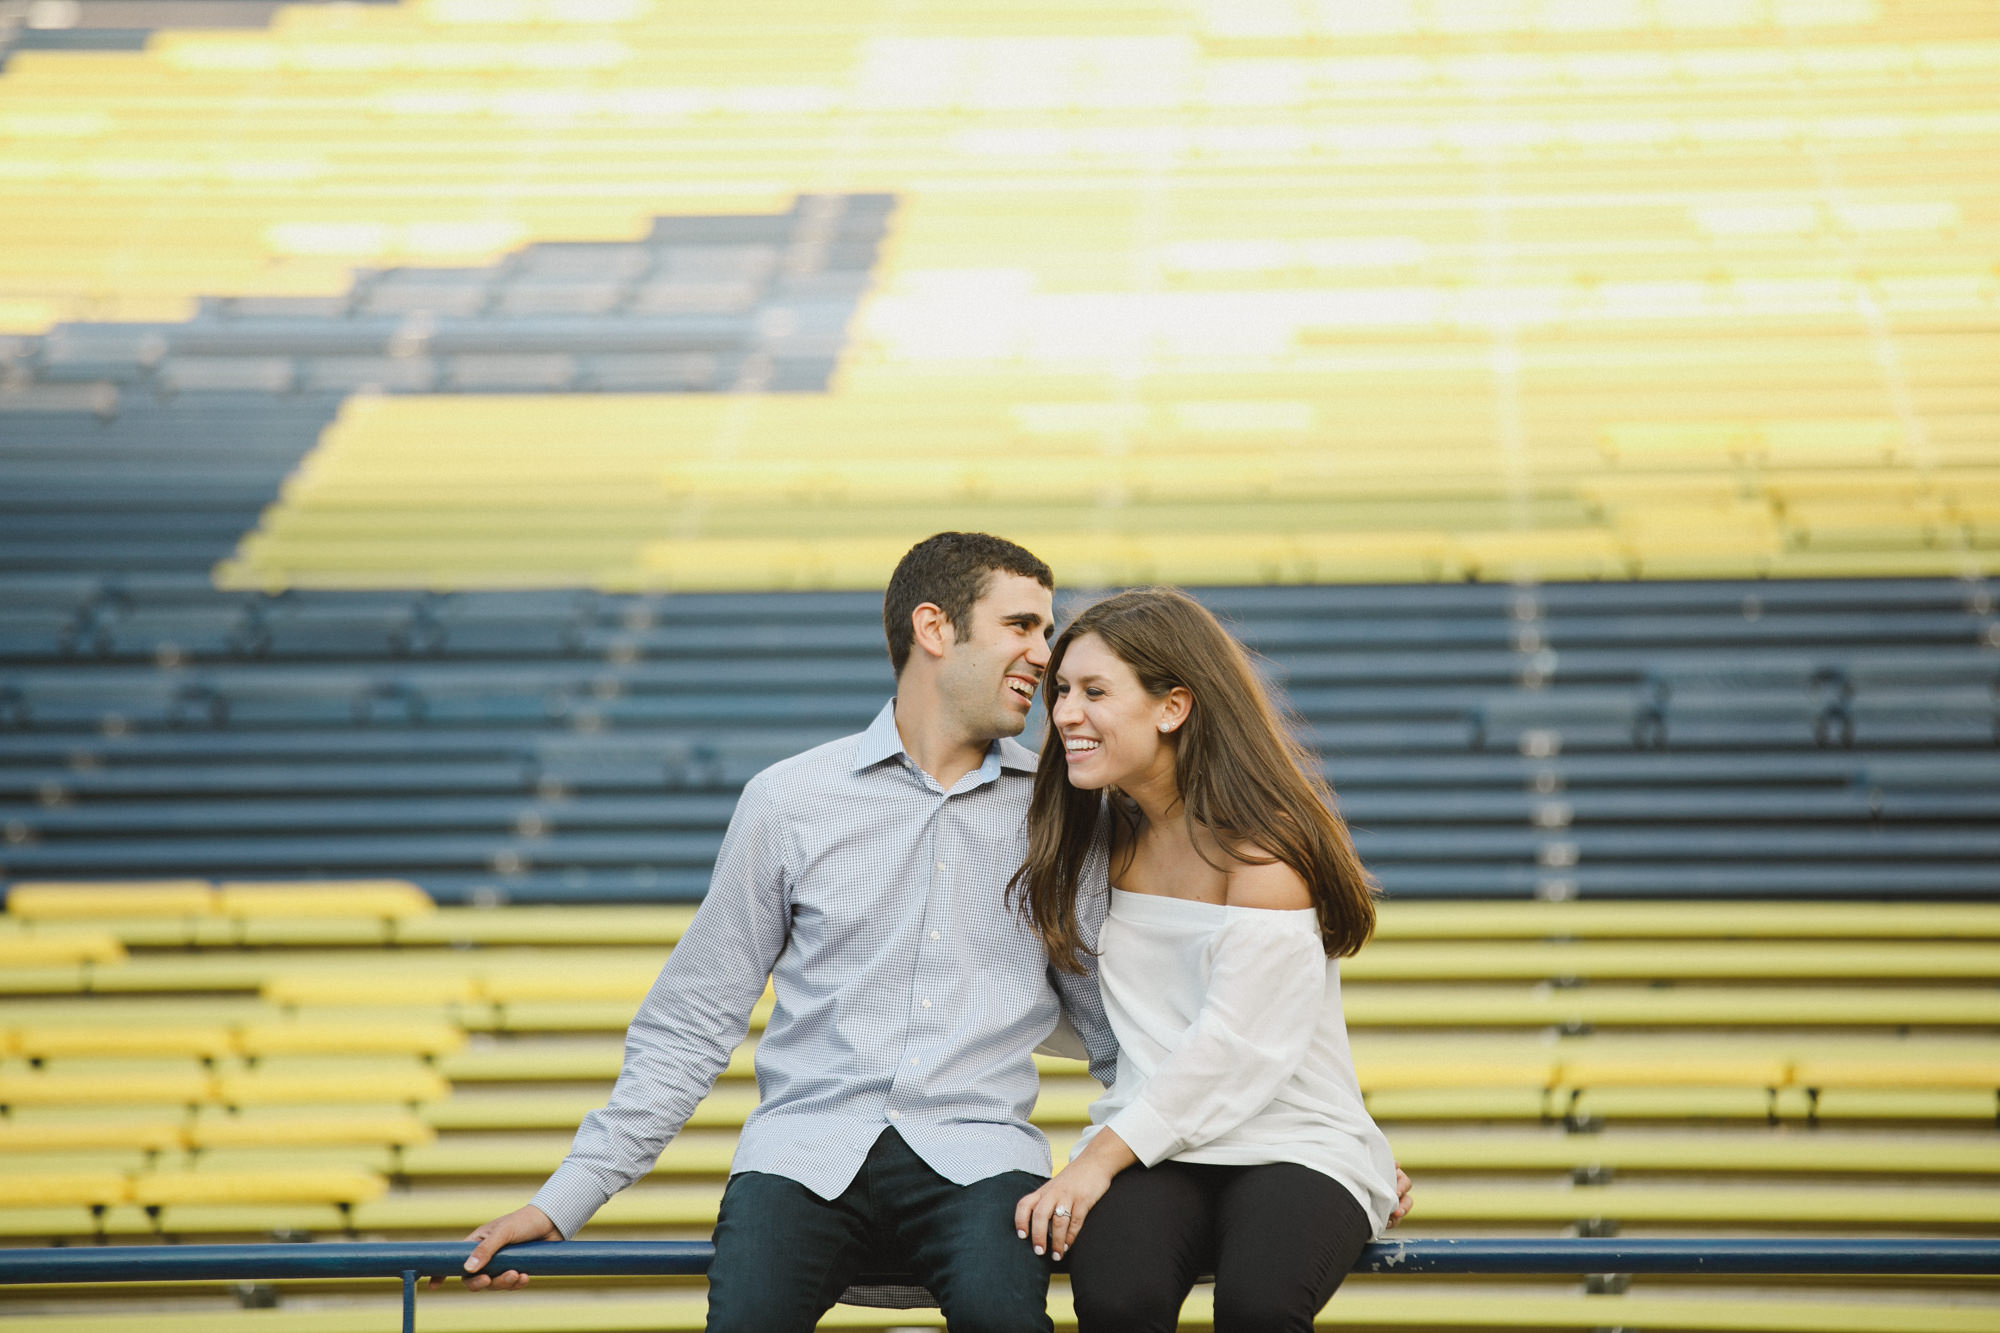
[883,533,1054,675]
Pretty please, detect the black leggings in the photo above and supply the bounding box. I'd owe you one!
[1063,1159,1373,1333]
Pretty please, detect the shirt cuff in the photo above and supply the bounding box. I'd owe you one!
[529,1162,616,1240]
[1105,1099,1179,1169]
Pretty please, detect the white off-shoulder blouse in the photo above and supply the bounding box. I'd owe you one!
[1073,887,1401,1236]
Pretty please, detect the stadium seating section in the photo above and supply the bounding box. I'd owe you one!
[1,0,1996,1330]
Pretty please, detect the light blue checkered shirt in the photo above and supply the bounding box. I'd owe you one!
[531,700,1118,1236]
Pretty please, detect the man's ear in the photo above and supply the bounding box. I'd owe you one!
[909,602,954,663]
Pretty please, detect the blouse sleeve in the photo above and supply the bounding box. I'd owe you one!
[1103,910,1325,1167]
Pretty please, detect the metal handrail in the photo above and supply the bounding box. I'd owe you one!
[1,1238,1992,1333]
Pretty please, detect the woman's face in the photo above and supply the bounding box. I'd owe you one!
[1049,632,1182,792]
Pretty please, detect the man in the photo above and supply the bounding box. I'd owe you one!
[450,532,1116,1332]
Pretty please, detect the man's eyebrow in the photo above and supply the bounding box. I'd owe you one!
[1001,611,1051,630]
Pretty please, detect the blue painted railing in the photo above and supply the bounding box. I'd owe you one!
[1,1239,1993,1332]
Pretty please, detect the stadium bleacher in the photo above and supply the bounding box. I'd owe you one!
[3,576,1997,1331]
[1,0,1996,1329]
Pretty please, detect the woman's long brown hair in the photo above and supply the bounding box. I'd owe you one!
[1011,587,1378,974]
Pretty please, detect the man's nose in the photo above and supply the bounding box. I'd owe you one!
[1027,635,1051,668]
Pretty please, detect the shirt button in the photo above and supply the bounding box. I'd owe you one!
[929,931,940,941]
[920,999,931,1009]
[934,861,945,872]
[887,1109,901,1121]
[909,1057,920,1065]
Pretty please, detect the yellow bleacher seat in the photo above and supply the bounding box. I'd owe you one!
[395,905,699,948]
[435,1042,633,1082]
[1345,940,2000,982]
[0,1108,184,1153]
[234,919,399,947]
[479,1000,643,1032]
[11,1025,234,1060]
[0,935,126,966]
[176,1145,397,1174]
[1396,1181,2000,1227]
[1556,1051,1788,1089]
[0,1172,130,1208]
[1,1150,147,1176]
[85,957,277,993]
[1385,1128,2000,1177]
[1371,901,2000,940]
[1811,1089,2000,1121]
[1794,1055,2000,1089]
[1363,1088,1552,1120]
[478,962,665,1003]
[352,1182,723,1231]
[1351,1055,1558,1092]
[0,1208,103,1241]
[187,1105,435,1150]
[216,881,434,919]
[0,1064,212,1106]
[131,1167,387,1207]
[4,882,215,919]
[1341,984,2000,1028]
[399,1129,740,1179]
[419,1084,760,1133]
[214,1060,451,1105]
[149,1204,350,1237]
[236,1016,466,1058]
[1565,1086,1793,1122]
[262,973,481,1006]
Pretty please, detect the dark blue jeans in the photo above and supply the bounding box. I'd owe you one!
[705,1128,1052,1333]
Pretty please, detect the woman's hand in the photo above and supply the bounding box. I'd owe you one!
[1389,1162,1413,1226]
[1015,1158,1117,1260]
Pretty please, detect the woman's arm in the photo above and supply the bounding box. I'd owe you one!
[1102,856,1323,1165]
[1016,857,1323,1258]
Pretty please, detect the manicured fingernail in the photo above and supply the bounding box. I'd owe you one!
[1034,1246,1044,1255]
[463,1259,477,1271]
[1017,1230,1026,1239]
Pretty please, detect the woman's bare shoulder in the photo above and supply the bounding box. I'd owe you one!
[1222,847,1314,911]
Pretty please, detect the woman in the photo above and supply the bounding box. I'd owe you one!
[1011,588,1406,1332]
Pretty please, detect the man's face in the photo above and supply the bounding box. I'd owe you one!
[935,571,1055,743]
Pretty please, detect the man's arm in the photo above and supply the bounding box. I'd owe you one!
[448,775,793,1288]
[1049,953,1118,1088]
[1050,810,1118,1088]
[531,775,793,1235]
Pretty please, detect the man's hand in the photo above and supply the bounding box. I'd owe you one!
[429,1204,562,1291]
[1389,1163,1413,1227]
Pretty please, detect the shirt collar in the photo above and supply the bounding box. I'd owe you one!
[852,699,1040,777]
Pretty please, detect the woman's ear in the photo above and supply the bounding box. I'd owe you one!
[1157,687,1193,734]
